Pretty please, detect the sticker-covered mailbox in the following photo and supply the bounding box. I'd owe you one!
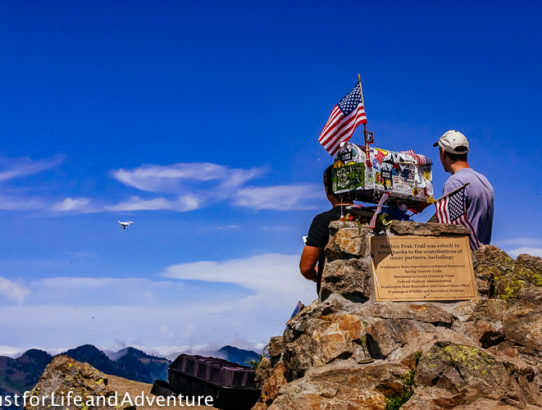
[332,142,434,212]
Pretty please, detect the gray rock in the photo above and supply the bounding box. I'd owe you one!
[23,355,126,410]
[390,220,469,236]
[269,360,409,410]
[254,221,542,410]
[319,258,371,302]
[324,225,369,260]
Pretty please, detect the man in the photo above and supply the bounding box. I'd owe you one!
[300,165,354,293]
[434,130,494,244]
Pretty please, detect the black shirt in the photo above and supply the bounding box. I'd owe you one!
[306,206,345,293]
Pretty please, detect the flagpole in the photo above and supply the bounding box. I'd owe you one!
[358,74,371,168]
[429,182,470,222]
[434,183,470,202]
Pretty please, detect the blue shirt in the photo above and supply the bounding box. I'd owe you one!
[443,168,494,244]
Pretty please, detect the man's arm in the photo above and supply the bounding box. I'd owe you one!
[299,245,322,282]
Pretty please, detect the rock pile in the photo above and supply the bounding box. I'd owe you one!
[254,221,542,409]
[24,355,123,410]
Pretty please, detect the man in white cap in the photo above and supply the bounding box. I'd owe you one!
[434,130,494,245]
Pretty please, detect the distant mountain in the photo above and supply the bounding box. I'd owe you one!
[114,347,169,383]
[216,345,259,366]
[64,344,118,375]
[0,343,258,400]
[0,349,52,397]
[0,345,169,400]
[63,345,169,384]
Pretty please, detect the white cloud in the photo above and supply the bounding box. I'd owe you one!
[0,156,64,182]
[0,276,29,304]
[111,162,262,194]
[0,195,44,210]
[507,247,542,258]
[234,184,323,210]
[29,277,187,305]
[52,197,92,212]
[163,253,314,297]
[0,253,317,352]
[0,345,26,358]
[214,225,240,230]
[0,159,319,214]
[496,237,542,248]
[108,162,322,212]
[494,237,542,258]
[107,195,200,212]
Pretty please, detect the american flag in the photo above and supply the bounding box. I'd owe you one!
[318,83,367,156]
[401,149,432,165]
[435,184,480,250]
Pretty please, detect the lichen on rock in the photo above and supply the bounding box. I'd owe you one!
[253,221,542,409]
[24,355,121,410]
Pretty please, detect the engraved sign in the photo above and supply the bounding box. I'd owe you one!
[371,235,477,301]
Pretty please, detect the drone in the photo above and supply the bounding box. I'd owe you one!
[118,220,134,230]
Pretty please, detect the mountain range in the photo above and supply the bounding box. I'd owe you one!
[0,344,258,400]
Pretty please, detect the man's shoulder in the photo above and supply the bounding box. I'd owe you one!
[313,207,342,222]
[445,168,493,191]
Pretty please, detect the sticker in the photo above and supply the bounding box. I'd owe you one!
[333,164,365,191]
[401,169,411,180]
[375,149,387,164]
[365,131,374,144]
[339,151,352,162]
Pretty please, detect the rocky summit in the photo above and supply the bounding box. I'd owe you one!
[254,221,542,409]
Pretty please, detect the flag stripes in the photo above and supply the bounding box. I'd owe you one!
[434,185,480,250]
[318,83,367,156]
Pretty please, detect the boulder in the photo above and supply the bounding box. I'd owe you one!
[254,222,542,409]
[320,258,371,302]
[409,341,539,408]
[269,360,410,410]
[24,355,122,410]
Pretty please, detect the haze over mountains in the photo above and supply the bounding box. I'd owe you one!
[0,344,258,399]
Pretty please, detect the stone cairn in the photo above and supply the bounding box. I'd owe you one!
[253,221,542,409]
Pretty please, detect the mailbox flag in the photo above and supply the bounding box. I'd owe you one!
[434,184,480,250]
[319,83,367,156]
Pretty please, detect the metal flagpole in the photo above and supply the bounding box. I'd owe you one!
[358,74,371,168]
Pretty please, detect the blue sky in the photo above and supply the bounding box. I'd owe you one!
[1,0,541,356]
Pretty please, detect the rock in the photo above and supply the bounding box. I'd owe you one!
[24,355,121,410]
[361,302,454,326]
[390,221,469,236]
[282,308,370,381]
[518,286,542,304]
[267,336,283,359]
[253,221,542,409]
[503,304,542,356]
[320,258,371,302]
[252,362,287,410]
[324,225,369,260]
[472,245,542,301]
[269,360,410,410]
[411,341,540,408]
[26,355,218,410]
[365,319,422,358]
[254,357,272,388]
[516,253,542,276]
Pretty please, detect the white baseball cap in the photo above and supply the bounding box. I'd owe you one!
[433,130,469,154]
